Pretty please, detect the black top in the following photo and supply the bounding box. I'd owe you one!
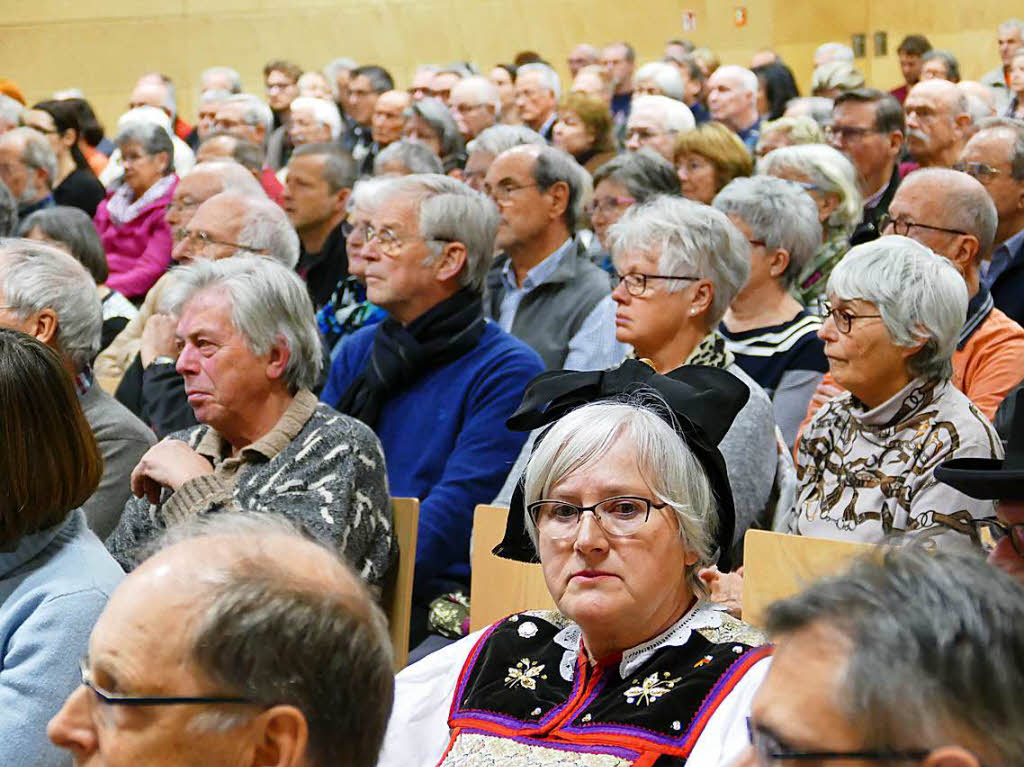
[297,220,349,311]
[54,167,107,217]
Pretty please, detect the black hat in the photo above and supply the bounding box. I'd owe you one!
[934,388,1024,500]
[492,360,750,572]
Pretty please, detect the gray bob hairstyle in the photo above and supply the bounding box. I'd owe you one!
[827,235,967,381]
[608,195,751,326]
[165,256,323,392]
[522,396,718,597]
[114,119,175,174]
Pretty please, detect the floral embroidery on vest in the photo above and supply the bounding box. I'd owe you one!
[623,671,684,706]
[505,658,548,689]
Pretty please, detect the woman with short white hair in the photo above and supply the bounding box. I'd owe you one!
[794,236,1003,547]
[758,143,862,306]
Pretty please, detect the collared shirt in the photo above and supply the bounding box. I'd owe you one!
[736,117,762,153]
[958,285,995,350]
[984,225,1024,286]
[497,238,575,333]
[537,112,557,141]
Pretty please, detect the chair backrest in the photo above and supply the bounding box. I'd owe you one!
[469,504,556,632]
[742,529,877,627]
[382,497,419,670]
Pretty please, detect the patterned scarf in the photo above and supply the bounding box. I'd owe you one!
[683,330,735,369]
[105,174,176,226]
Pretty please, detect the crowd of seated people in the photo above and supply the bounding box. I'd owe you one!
[0,18,1023,765]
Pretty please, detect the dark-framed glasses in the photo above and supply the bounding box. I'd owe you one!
[878,213,969,238]
[821,301,882,334]
[953,161,1003,182]
[747,719,929,766]
[615,272,699,296]
[527,495,666,539]
[179,229,269,254]
[824,125,880,143]
[79,657,255,708]
[968,517,1024,556]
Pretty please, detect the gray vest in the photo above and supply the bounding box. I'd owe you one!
[484,241,613,369]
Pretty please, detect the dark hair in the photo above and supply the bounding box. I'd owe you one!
[352,66,394,94]
[32,99,91,171]
[61,97,104,147]
[263,59,303,83]
[753,62,801,120]
[834,87,906,134]
[292,143,358,192]
[496,63,518,83]
[514,51,545,67]
[17,206,109,283]
[921,50,961,82]
[0,180,16,237]
[0,329,102,544]
[897,34,932,57]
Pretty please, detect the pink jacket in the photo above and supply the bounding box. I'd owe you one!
[94,176,178,299]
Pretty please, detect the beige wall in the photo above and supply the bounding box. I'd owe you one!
[0,0,1013,130]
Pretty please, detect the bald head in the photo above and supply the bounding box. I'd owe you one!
[904,79,971,167]
[129,80,172,117]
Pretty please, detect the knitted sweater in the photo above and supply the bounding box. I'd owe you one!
[106,391,396,585]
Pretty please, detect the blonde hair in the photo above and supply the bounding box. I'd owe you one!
[674,121,754,193]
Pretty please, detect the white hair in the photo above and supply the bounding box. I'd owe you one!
[0,238,101,372]
[452,76,502,114]
[635,62,686,101]
[324,58,359,81]
[222,94,273,135]
[232,194,300,268]
[608,195,750,326]
[713,65,758,98]
[466,124,546,156]
[827,236,967,381]
[713,175,823,289]
[200,66,242,94]
[998,18,1024,35]
[165,256,323,391]
[523,397,718,597]
[629,94,695,133]
[289,97,343,141]
[0,94,23,127]
[188,161,265,197]
[0,128,58,193]
[517,62,561,99]
[815,42,855,64]
[758,144,863,236]
[116,105,171,133]
[373,140,443,175]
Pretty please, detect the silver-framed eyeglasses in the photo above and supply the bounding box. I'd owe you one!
[364,225,452,257]
[179,229,269,254]
[528,495,667,539]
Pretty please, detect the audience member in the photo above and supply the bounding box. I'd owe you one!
[409,65,441,101]
[755,115,823,157]
[488,64,519,124]
[571,64,614,106]
[263,58,302,131]
[93,120,178,299]
[192,88,231,147]
[0,126,56,217]
[921,49,961,82]
[783,95,834,126]
[298,70,335,101]
[715,176,828,449]
[24,100,105,216]
[904,79,971,168]
[962,117,1024,324]
[50,512,395,767]
[0,93,23,134]
[0,328,123,767]
[344,65,394,166]
[552,92,616,172]
[402,97,465,173]
[743,548,1024,767]
[197,131,283,202]
[608,196,783,544]
[322,174,542,645]
[981,18,1024,110]
[959,80,999,131]
[753,62,800,121]
[661,52,710,122]
[462,124,545,192]
[706,65,762,151]
[324,57,359,115]
[515,63,560,141]
[62,97,111,176]
[375,139,444,175]
[449,76,501,141]
[128,74,184,136]
[634,61,686,101]
[483,144,623,369]
[99,105,195,186]
[567,43,599,76]
[674,121,753,204]
[625,94,695,161]
[199,65,242,95]
[792,236,1001,547]
[759,144,862,306]
[0,179,15,236]
[214,93,274,148]
[364,89,411,174]
[602,42,636,125]
[106,256,395,582]
[892,34,931,103]
[285,96,343,151]
[1006,49,1024,119]
[430,67,466,106]
[810,61,865,98]
[813,42,855,68]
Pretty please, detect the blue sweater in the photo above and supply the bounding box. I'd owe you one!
[0,511,124,766]
[322,320,543,596]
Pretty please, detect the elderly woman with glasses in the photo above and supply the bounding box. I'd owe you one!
[792,236,1002,547]
[379,362,771,767]
[609,196,786,549]
[758,144,862,307]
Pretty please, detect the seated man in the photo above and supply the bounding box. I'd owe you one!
[742,548,1024,767]
[320,174,543,642]
[50,512,394,767]
[195,132,283,204]
[461,124,545,192]
[106,256,395,587]
[624,94,695,161]
[706,65,762,151]
[0,240,155,538]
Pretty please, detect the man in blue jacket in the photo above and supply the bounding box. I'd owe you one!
[321,174,543,649]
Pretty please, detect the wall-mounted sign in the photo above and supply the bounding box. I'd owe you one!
[682,10,697,31]
[734,6,747,27]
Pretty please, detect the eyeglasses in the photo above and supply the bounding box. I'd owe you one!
[791,180,826,193]
[585,195,637,217]
[878,213,969,238]
[483,181,540,203]
[528,495,667,539]
[625,127,674,143]
[746,719,929,766]
[824,125,880,143]
[364,225,450,257]
[968,517,1024,556]
[79,658,255,709]
[822,301,882,334]
[179,229,269,254]
[615,271,699,296]
[953,161,1004,183]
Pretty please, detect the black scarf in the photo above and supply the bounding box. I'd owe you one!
[336,288,486,428]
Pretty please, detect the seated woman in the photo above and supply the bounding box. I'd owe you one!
[93,120,178,300]
[754,114,823,158]
[752,61,800,121]
[0,329,123,765]
[794,236,1002,547]
[673,122,753,205]
[19,205,138,351]
[588,149,680,273]
[714,176,829,449]
[758,143,862,307]
[608,196,785,545]
[403,97,466,173]
[380,363,770,767]
[552,92,617,173]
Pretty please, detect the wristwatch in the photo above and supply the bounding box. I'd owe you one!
[151,355,177,366]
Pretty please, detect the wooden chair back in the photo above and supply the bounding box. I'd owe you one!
[382,497,419,669]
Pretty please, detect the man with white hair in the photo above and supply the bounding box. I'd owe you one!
[462,124,546,191]
[625,94,695,161]
[321,174,542,647]
[410,65,441,101]
[904,79,971,168]
[365,89,411,174]
[981,19,1024,110]
[200,65,242,96]
[287,96,343,148]
[0,127,56,217]
[212,94,282,196]
[707,65,761,151]
[515,63,560,141]
[450,76,500,141]
[0,240,155,538]
[567,43,599,76]
[107,255,395,585]
[634,61,686,101]
[813,42,855,68]
[0,93,22,134]
[324,57,359,116]
[602,42,636,125]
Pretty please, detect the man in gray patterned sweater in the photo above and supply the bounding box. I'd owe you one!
[106,256,396,587]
